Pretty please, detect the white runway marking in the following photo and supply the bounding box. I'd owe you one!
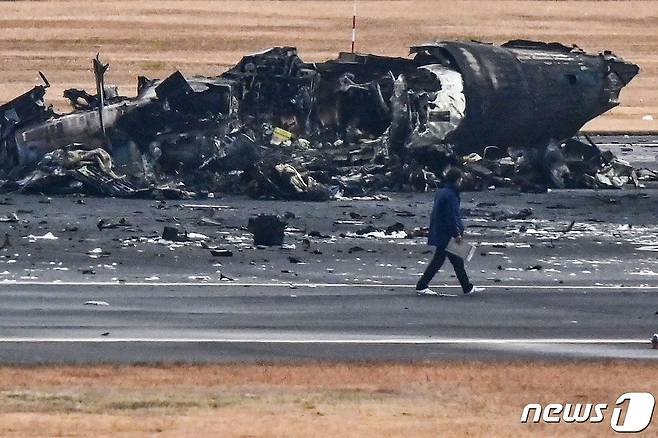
[0,338,649,344]
[0,281,657,290]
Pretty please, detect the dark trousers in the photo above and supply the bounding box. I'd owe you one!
[416,248,472,292]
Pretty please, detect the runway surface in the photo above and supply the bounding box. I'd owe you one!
[0,282,656,363]
[1,141,657,363]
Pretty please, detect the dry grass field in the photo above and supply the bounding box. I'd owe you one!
[0,1,657,131]
[0,362,656,437]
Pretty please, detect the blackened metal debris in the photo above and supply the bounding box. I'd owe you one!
[248,214,287,246]
[0,40,650,200]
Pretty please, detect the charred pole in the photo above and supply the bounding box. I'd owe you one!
[93,54,110,149]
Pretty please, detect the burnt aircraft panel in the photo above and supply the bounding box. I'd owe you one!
[410,40,639,150]
[222,47,317,131]
[14,100,146,166]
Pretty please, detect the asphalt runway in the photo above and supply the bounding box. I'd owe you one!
[1,137,657,362]
[0,282,656,363]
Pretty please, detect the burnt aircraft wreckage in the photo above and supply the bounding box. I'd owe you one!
[0,40,648,200]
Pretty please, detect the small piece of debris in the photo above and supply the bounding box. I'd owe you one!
[84,301,109,306]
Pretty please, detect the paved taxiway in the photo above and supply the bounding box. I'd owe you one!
[0,282,655,363]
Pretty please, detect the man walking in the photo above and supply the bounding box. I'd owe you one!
[416,167,483,296]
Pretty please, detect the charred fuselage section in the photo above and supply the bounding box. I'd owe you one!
[0,40,642,199]
[410,40,638,150]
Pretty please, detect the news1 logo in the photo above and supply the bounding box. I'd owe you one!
[521,392,655,433]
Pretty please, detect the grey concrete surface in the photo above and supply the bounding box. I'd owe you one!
[0,136,656,362]
[0,283,655,363]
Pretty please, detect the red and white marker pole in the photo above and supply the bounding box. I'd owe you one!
[351,0,357,53]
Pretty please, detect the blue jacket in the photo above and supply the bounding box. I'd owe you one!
[428,185,464,248]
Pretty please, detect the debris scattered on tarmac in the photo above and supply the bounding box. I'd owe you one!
[162,226,187,242]
[248,214,287,246]
[97,217,130,230]
[0,213,19,223]
[24,232,58,241]
[84,300,110,306]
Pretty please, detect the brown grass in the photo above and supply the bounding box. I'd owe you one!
[0,362,656,437]
[0,1,657,132]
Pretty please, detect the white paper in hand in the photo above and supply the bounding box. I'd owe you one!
[446,237,476,262]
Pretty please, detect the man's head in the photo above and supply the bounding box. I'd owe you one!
[443,167,463,186]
